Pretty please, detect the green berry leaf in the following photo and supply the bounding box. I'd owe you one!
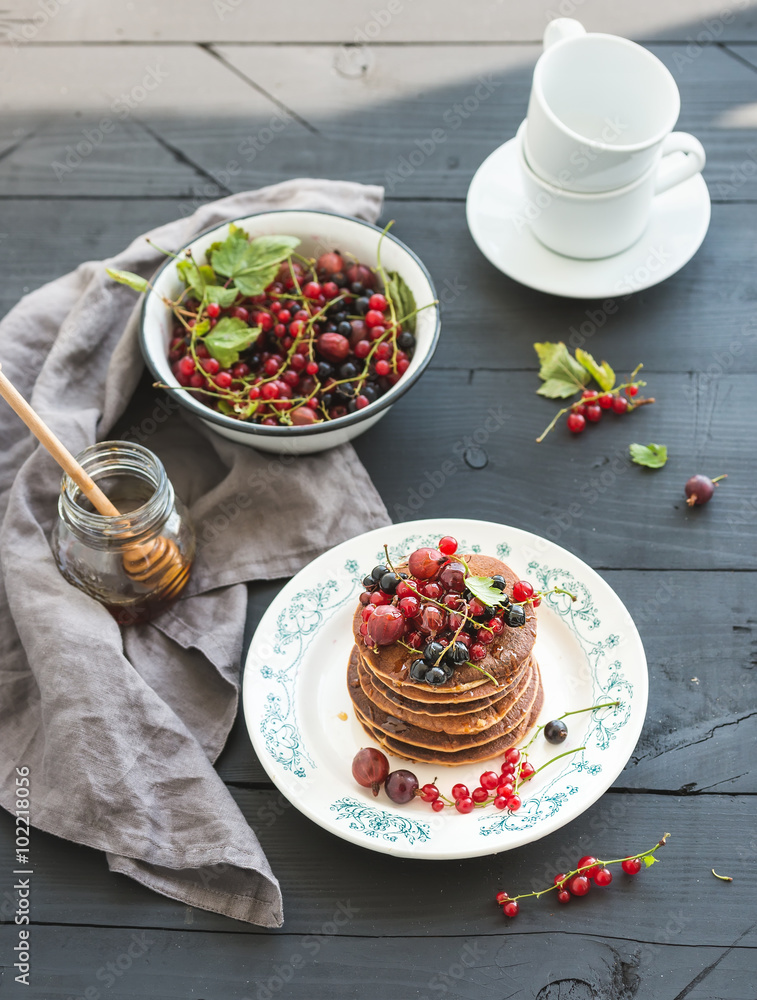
[629,443,668,469]
[575,348,615,391]
[106,268,149,294]
[534,342,590,398]
[386,270,417,332]
[203,284,238,308]
[232,262,280,297]
[211,228,300,294]
[643,854,659,868]
[204,317,259,368]
[176,258,215,299]
[465,575,509,609]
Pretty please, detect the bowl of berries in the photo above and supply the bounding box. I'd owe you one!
[139,210,440,454]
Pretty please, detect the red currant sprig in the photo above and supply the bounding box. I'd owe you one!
[536,365,655,442]
[496,833,670,917]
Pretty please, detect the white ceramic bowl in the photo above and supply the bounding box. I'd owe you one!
[140,210,440,454]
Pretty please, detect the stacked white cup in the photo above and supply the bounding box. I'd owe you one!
[519,19,706,259]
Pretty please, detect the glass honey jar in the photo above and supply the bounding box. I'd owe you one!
[51,441,195,625]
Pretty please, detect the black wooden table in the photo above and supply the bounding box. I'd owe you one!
[2,4,756,997]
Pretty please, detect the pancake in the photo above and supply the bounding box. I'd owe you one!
[355,651,537,734]
[356,675,544,766]
[348,551,543,765]
[348,647,539,751]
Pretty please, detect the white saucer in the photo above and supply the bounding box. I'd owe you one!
[466,137,711,299]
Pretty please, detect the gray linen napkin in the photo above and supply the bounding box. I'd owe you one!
[0,180,391,927]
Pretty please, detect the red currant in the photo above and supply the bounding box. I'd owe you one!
[577,856,600,878]
[215,372,232,389]
[622,857,643,875]
[496,782,513,798]
[472,787,488,803]
[438,535,458,555]
[303,281,321,299]
[585,404,602,423]
[206,302,221,318]
[420,783,440,802]
[469,643,486,661]
[567,412,586,433]
[627,384,639,397]
[568,875,591,896]
[178,356,195,377]
[611,395,629,414]
[455,797,474,814]
[598,393,613,409]
[365,309,385,328]
[375,359,390,376]
[431,798,445,812]
[553,873,567,886]
[594,867,613,886]
[398,596,420,618]
[557,889,571,904]
[505,749,521,765]
[503,900,519,918]
[519,761,535,781]
[512,580,533,603]
[495,891,509,905]
[493,796,508,810]
[480,771,500,791]
[506,794,521,811]
[451,783,469,801]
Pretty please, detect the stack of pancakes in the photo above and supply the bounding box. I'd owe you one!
[348,555,543,765]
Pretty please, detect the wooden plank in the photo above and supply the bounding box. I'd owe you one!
[0,792,754,941]
[0,44,754,201]
[1,922,755,1000]
[1,197,757,380]
[4,0,757,43]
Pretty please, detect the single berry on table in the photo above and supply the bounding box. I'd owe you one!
[685,473,726,507]
[567,412,586,433]
[622,857,643,875]
[503,900,519,917]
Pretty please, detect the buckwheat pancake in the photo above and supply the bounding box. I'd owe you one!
[356,675,544,766]
[355,650,537,734]
[349,646,539,751]
[348,552,543,764]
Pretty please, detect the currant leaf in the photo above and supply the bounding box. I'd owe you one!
[575,348,615,391]
[534,342,590,398]
[387,270,417,332]
[106,268,149,294]
[202,284,238,308]
[466,575,509,608]
[629,443,668,469]
[204,317,259,368]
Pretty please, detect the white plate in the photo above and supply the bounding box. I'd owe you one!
[466,137,711,299]
[243,518,648,860]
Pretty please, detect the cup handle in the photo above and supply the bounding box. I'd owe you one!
[543,18,586,49]
[654,132,706,195]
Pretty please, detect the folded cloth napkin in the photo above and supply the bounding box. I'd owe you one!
[0,179,391,927]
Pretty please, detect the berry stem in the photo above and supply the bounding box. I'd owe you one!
[521,700,620,751]
[528,745,585,778]
[711,869,733,882]
[498,833,670,904]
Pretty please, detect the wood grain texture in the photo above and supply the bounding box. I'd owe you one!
[2,198,757,378]
[4,0,757,43]
[1,922,755,1000]
[1,791,754,943]
[0,43,755,201]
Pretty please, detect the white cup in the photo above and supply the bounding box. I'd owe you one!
[516,121,705,259]
[526,18,691,193]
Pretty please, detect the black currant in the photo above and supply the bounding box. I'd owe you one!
[423,641,445,665]
[371,564,388,582]
[491,574,506,591]
[425,665,447,686]
[339,361,359,380]
[380,571,400,593]
[337,321,353,337]
[317,362,333,380]
[544,719,568,744]
[362,575,375,589]
[397,331,415,350]
[351,281,365,295]
[447,641,470,665]
[355,296,371,315]
[409,659,428,682]
[507,607,527,627]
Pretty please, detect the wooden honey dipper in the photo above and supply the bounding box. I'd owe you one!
[0,363,191,603]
